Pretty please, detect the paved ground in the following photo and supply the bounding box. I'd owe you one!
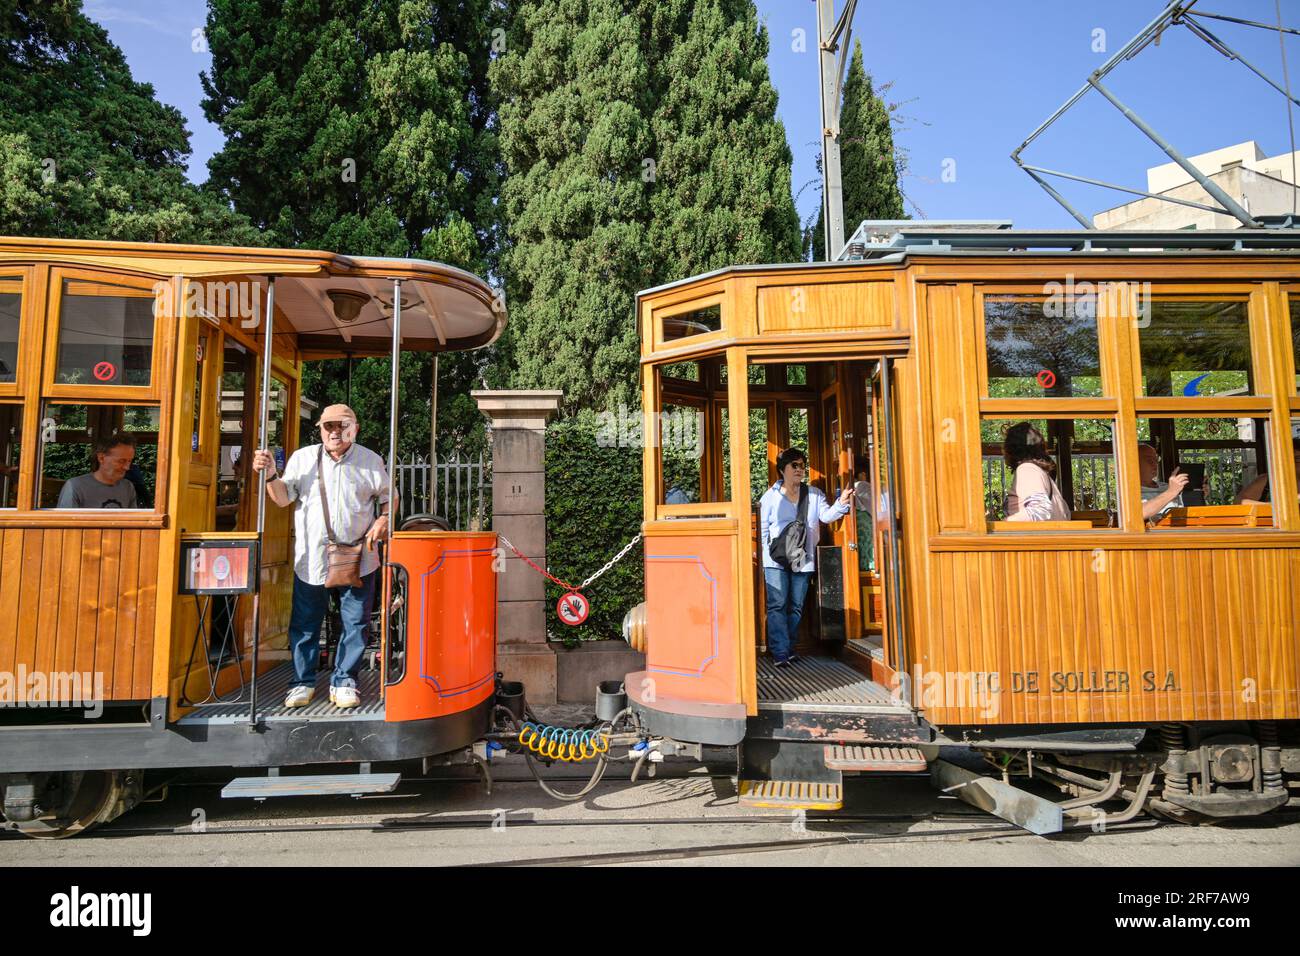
[4,759,1299,866]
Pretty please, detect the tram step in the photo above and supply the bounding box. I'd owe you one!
[221,772,402,801]
[823,744,928,773]
[738,778,843,811]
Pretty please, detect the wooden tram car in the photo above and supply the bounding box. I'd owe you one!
[625,226,1300,825]
[0,237,504,837]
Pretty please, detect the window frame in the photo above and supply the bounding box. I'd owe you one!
[0,268,38,399]
[44,267,166,403]
[976,290,1112,404]
[653,293,728,351]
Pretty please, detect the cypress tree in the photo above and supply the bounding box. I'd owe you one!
[808,40,906,261]
[0,0,259,244]
[492,0,802,413]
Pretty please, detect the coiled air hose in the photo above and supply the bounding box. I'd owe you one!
[518,721,611,801]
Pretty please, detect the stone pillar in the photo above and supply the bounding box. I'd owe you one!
[472,390,563,704]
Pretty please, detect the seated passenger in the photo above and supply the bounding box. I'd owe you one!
[1002,422,1071,522]
[1236,437,1300,504]
[1137,444,1189,521]
[56,433,138,509]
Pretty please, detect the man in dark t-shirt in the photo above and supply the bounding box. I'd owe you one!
[56,433,139,509]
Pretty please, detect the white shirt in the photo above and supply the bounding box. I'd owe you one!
[279,442,390,585]
[1141,481,1182,518]
[758,482,850,573]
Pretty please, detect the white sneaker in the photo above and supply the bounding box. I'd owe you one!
[330,686,360,709]
[284,686,314,708]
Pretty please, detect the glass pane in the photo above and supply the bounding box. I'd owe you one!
[662,304,721,342]
[1139,416,1271,527]
[1137,300,1252,397]
[662,361,699,382]
[1291,298,1300,392]
[722,407,769,501]
[981,418,1117,526]
[984,296,1103,398]
[56,279,157,387]
[787,365,807,386]
[0,283,21,384]
[787,407,809,454]
[191,332,209,455]
[266,377,290,472]
[42,403,158,509]
[660,403,704,505]
[217,340,252,530]
[0,404,21,507]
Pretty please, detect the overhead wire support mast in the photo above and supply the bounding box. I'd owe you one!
[817,0,858,262]
[1011,0,1300,229]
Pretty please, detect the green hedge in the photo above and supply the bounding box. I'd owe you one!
[543,411,645,645]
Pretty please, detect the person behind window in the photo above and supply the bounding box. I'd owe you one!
[1236,437,1300,504]
[253,403,390,710]
[56,433,138,509]
[1002,422,1071,522]
[759,447,854,667]
[853,468,874,571]
[1137,443,1190,521]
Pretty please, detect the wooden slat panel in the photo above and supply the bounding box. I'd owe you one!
[74,530,101,679]
[757,281,896,333]
[94,529,122,695]
[13,529,43,694]
[31,528,63,695]
[53,529,83,682]
[917,547,1300,724]
[133,531,159,698]
[114,530,141,698]
[0,529,19,677]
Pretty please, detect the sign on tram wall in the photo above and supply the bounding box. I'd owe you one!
[179,539,260,595]
[1005,670,1182,694]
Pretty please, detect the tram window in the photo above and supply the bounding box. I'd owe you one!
[662,361,699,382]
[660,402,704,505]
[217,340,255,530]
[1137,300,1253,398]
[982,417,1118,525]
[40,403,159,509]
[0,279,21,384]
[265,376,290,469]
[787,365,807,386]
[787,407,809,452]
[54,279,156,387]
[1291,298,1299,392]
[719,364,765,385]
[661,304,721,343]
[983,295,1103,398]
[0,404,21,507]
[722,406,771,501]
[1137,415,1271,527]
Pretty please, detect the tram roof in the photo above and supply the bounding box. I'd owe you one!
[636,226,1300,299]
[0,236,504,357]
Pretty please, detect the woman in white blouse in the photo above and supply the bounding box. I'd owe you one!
[1002,422,1072,522]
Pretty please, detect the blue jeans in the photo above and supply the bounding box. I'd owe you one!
[288,571,377,689]
[763,567,813,662]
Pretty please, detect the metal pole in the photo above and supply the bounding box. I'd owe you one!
[387,280,402,543]
[247,278,274,730]
[817,0,846,261]
[879,357,907,705]
[1088,78,1257,227]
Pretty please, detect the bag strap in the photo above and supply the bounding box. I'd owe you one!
[796,482,809,524]
[317,445,338,545]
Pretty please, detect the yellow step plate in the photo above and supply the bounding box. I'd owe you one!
[824,744,928,772]
[738,779,843,811]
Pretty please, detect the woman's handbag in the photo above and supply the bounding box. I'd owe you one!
[317,446,368,589]
[768,483,809,569]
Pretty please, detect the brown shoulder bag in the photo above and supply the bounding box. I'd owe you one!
[317,445,367,589]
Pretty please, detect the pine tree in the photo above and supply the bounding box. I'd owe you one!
[0,0,259,244]
[202,0,502,456]
[492,0,802,413]
[807,40,906,261]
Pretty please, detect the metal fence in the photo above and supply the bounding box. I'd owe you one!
[982,449,1258,520]
[394,453,491,530]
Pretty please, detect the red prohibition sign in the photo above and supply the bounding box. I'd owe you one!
[93,361,117,382]
[1036,369,1056,389]
[556,591,590,626]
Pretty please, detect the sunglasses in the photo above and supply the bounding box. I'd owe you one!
[319,420,352,433]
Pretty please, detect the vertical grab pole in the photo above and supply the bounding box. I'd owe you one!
[879,357,908,705]
[387,279,402,542]
[247,278,275,730]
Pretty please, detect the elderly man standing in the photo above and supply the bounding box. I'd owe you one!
[252,404,390,709]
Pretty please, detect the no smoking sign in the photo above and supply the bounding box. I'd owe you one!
[556,591,590,626]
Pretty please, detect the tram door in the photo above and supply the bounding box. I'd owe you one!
[816,362,861,645]
[869,358,907,687]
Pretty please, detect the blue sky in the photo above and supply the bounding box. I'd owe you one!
[84,0,1300,231]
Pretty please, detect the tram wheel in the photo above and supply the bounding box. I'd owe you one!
[7,771,132,840]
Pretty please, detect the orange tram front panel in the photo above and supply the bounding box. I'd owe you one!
[641,530,741,708]
[383,532,498,723]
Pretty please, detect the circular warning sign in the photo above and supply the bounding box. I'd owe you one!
[556,591,590,627]
[1036,369,1057,389]
[93,361,117,382]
